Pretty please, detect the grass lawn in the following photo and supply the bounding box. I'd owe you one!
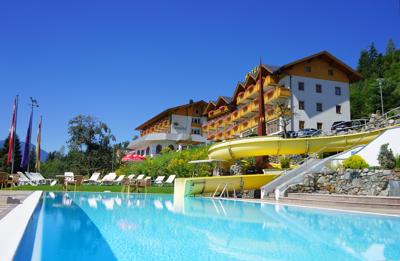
[9,184,174,194]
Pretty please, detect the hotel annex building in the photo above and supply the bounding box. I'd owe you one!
[202,51,361,141]
[129,51,361,154]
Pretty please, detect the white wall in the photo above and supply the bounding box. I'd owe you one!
[170,114,207,136]
[280,75,350,133]
[356,127,400,166]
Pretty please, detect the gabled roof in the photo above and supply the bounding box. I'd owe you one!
[277,51,361,83]
[243,74,256,88]
[203,100,216,115]
[215,96,233,107]
[135,100,207,130]
[232,82,245,103]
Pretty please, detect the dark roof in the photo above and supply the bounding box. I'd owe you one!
[220,96,233,104]
[278,51,361,83]
[135,100,207,130]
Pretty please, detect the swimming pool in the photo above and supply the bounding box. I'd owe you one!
[15,192,400,261]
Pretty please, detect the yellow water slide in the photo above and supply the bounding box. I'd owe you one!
[174,125,398,198]
[208,126,397,161]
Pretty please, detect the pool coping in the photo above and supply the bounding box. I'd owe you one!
[212,197,400,218]
[0,191,42,261]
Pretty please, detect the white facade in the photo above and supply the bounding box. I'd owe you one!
[128,114,208,156]
[279,75,351,133]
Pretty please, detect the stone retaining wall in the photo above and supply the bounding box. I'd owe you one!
[286,169,400,196]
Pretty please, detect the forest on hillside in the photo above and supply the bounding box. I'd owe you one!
[350,39,400,119]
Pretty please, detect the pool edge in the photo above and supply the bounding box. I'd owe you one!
[0,191,43,261]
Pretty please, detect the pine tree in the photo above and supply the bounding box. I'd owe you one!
[0,134,23,173]
[386,39,396,56]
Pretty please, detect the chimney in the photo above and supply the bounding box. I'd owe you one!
[189,99,194,104]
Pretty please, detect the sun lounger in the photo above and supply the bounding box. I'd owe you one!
[101,173,117,185]
[17,172,34,186]
[64,172,74,182]
[163,175,176,186]
[113,175,125,185]
[85,172,101,184]
[153,176,165,185]
[127,174,135,180]
[25,172,45,185]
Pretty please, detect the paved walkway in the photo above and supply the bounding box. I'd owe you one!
[0,191,33,220]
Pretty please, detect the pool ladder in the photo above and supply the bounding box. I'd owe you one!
[212,183,236,198]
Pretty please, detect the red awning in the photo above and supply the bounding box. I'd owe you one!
[122,153,146,162]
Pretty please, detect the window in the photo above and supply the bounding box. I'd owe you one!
[316,103,323,112]
[298,82,304,91]
[156,145,163,154]
[316,84,322,93]
[192,117,201,124]
[299,101,305,110]
[335,86,341,96]
[328,69,334,76]
[304,66,311,72]
[192,128,201,135]
[336,105,342,114]
[299,121,305,130]
[317,122,323,130]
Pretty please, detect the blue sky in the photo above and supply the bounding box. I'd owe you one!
[1,0,399,152]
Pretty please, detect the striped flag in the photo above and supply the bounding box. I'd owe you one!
[21,110,33,169]
[7,98,17,164]
[35,117,42,171]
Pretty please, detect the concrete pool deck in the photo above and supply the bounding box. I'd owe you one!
[0,191,42,261]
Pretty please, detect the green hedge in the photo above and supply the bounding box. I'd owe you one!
[116,145,212,178]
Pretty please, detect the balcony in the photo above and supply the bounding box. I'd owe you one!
[264,86,291,105]
[231,110,240,123]
[208,105,230,119]
[237,84,260,105]
[215,118,225,130]
[265,108,291,122]
[223,114,233,127]
[215,131,224,140]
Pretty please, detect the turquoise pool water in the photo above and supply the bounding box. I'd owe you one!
[15,192,400,261]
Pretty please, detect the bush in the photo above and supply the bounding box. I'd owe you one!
[116,145,212,178]
[343,155,369,169]
[279,157,291,169]
[377,143,396,169]
[395,156,400,169]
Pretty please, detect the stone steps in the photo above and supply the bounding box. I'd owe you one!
[262,193,400,214]
[287,193,400,204]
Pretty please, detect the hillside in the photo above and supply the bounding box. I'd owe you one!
[0,140,49,161]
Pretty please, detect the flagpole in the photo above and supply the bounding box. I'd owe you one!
[11,95,19,174]
[26,97,39,173]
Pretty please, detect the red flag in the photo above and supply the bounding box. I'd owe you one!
[7,98,17,164]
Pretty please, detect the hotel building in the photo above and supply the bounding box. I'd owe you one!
[202,51,361,141]
[128,100,208,155]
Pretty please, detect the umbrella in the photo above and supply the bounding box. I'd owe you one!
[122,153,146,162]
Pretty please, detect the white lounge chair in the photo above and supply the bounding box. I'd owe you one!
[85,172,101,184]
[26,172,45,185]
[102,173,117,185]
[135,174,145,181]
[163,175,176,186]
[113,175,125,185]
[17,172,34,186]
[153,176,165,185]
[127,174,135,180]
[64,172,74,182]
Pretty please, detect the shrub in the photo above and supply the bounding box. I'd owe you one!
[395,156,400,169]
[377,143,396,169]
[343,155,369,169]
[279,157,291,169]
[116,145,212,178]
